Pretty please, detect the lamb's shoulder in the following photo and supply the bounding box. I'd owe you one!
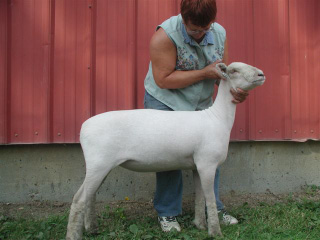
[192,115,231,165]
[194,134,230,167]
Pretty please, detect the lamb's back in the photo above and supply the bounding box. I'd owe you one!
[80,109,206,146]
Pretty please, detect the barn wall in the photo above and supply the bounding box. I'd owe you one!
[0,0,319,203]
[0,0,319,144]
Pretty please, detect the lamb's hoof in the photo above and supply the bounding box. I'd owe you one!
[85,219,99,234]
[85,225,99,236]
[208,227,223,237]
[192,219,207,230]
[87,228,99,236]
[66,232,82,240]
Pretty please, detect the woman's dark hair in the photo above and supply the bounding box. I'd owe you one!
[181,0,217,27]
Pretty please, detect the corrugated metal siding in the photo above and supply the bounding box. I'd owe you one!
[217,0,255,140]
[0,0,8,144]
[136,0,180,108]
[251,0,291,141]
[94,0,136,115]
[290,0,320,140]
[6,0,51,143]
[0,0,319,144]
[52,0,92,143]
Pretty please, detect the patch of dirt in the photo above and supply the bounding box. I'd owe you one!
[1,187,320,220]
[220,188,320,208]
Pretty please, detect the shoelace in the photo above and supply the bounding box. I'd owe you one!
[165,216,177,222]
[218,209,228,216]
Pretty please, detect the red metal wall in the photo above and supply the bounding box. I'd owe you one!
[0,0,319,144]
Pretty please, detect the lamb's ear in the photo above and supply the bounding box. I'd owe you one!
[216,63,229,79]
[216,63,227,73]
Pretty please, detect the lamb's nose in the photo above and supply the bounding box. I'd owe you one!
[258,73,264,77]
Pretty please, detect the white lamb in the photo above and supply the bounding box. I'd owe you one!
[66,62,265,239]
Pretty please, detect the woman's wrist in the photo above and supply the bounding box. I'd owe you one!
[198,68,208,79]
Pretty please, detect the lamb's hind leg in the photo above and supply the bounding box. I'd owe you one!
[192,170,206,230]
[66,167,112,240]
[66,184,86,240]
[84,192,98,234]
[197,166,222,237]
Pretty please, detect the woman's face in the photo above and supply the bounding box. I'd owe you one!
[184,21,214,40]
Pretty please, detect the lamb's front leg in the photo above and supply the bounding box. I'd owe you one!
[197,166,222,237]
[192,170,206,230]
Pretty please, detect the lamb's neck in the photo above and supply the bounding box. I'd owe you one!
[207,80,237,131]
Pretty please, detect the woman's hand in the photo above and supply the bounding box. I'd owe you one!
[202,60,227,80]
[230,88,249,104]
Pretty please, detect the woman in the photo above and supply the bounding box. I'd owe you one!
[144,0,247,232]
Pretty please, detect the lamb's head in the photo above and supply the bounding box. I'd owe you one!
[217,62,266,91]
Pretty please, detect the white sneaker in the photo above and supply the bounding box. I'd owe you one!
[158,216,181,232]
[218,210,238,225]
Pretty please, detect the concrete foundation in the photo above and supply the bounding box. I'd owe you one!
[0,141,319,203]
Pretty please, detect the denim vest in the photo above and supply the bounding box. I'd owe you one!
[144,14,226,111]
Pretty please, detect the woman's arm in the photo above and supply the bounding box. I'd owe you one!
[150,28,223,89]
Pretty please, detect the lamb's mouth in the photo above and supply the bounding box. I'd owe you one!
[253,77,265,85]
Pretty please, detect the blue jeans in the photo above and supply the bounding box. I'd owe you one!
[144,91,224,216]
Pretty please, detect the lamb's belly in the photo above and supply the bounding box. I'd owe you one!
[120,156,196,172]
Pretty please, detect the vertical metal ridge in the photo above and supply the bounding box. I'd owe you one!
[18,0,24,142]
[62,0,66,142]
[73,0,77,141]
[133,0,138,109]
[6,0,12,143]
[104,0,108,112]
[0,0,9,143]
[90,0,97,116]
[31,0,35,143]
[49,0,55,143]
[285,0,292,139]
[249,0,256,141]
[115,0,119,110]
[315,2,319,139]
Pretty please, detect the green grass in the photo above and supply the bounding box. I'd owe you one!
[1,198,320,240]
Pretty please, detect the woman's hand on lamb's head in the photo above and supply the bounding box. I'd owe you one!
[230,88,249,104]
[203,60,227,80]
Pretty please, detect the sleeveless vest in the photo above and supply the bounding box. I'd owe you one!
[144,14,226,111]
